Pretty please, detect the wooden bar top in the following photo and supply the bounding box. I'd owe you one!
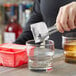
[0,49,76,76]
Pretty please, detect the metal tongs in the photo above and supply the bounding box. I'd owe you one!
[30,22,58,44]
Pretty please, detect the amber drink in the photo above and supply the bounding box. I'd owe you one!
[64,41,76,63]
[62,32,76,63]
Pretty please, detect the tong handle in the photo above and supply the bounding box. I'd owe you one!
[45,24,58,37]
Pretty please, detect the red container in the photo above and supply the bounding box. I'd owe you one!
[0,43,28,67]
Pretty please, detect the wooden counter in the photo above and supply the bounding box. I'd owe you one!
[0,49,76,76]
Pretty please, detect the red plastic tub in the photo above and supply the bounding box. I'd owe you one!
[0,43,28,67]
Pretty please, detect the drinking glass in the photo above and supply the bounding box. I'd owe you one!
[62,32,76,63]
[26,40,55,72]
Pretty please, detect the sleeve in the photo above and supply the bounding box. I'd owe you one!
[14,0,43,45]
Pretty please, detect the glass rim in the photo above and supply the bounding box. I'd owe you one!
[62,32,76,38]
[26,39,54,46]
[62,36,76,39]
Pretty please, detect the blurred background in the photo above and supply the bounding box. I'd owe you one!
[0,0,34,44]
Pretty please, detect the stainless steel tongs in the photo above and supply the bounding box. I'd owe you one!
[30,22,58,43]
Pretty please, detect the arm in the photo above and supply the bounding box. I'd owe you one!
[14,0,43,45]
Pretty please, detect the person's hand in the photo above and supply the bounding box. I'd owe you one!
[56,2,76,33]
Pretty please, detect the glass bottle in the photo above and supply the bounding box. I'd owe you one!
[3,16,22,43]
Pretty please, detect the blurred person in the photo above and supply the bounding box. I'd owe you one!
[15,0,76,49]
[56,2,76,33]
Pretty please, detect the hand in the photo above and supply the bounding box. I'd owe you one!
[56,2,76,33]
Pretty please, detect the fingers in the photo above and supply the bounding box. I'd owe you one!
[56,7,64,33]
[56,6,70,33]
[56,22,64,33]
[59,6,70,31]
[56,2,76,33]
[68,7,76,29]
